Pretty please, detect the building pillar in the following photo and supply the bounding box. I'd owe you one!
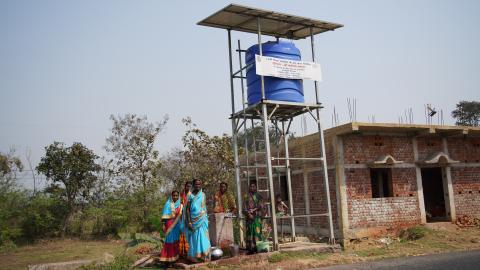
[442,138,456,222]
[333,136,349,242]
[412,137,427,224]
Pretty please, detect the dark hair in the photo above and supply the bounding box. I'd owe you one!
[171,190,179,196]
[220,181,228,187]
[184,181,192,187]
[275,194,282,199]
[193,178,202,184]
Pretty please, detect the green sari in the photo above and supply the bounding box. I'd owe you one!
[243,192,263,254]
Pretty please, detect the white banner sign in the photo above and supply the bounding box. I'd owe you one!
[255,55,322,81]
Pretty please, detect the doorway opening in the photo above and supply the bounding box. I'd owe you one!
[421,167,449,222]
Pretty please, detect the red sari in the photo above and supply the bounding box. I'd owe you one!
[160,198,183,262]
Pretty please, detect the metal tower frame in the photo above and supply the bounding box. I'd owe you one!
[198,4,343,251]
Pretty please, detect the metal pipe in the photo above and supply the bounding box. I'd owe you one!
[227,29,245,247]
[272,157,324,161]
[257,16,279,251]
[236,212,329,220]
[251,118,257,188]
[235,119,246,133]
[283,123,296,241]
[238,39,250,196]
[232,62,253,76]
[257,18,266,100]
[310,27,335,244]
[276,213,329,219]
[286,118,293,134]
[240,165,286,168]
[268,105,279,120]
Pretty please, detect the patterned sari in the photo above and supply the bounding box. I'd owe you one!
[179,190,191,257]
[243,192,263,253]
[187,190,211,261]
[213,191,236,213]
[160,196,183,262]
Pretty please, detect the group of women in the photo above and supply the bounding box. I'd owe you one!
[159,179,211,264]
[159,180,271,263]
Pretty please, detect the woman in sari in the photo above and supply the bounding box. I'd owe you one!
[186,179,211,262]
[160,190,183,263]
[179,181,192,258]
[243,182,264,255]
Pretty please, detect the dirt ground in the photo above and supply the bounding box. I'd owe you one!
[199,224,480,270]
[0,238,124,270]
[1,224,479,270]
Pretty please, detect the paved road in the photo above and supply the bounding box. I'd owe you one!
[313,250,480,270]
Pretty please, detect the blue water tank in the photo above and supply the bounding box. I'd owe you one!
[245,41,304,105]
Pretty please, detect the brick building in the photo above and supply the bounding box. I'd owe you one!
[243,122,480,242]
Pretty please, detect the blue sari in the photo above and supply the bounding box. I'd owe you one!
[160,196,183,262]
[187,190,211,261]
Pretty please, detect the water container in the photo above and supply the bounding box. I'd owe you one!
[245,41,304,105]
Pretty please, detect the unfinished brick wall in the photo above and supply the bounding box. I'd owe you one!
[344,167,420,228]
[447,138,480,218]
[416,137,443,161]
[349,197,420,228]
[307,169,338,228]
[238,127,480,238]
[270,133,338,230]
[392,168,417,197]
[447,138,480,163]
[451,167,480,218]
[342,134,421,229]
[345,168,372,199]
[343,135,414,164]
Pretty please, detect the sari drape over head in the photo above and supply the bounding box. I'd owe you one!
[160,196,183,262]
[187,190,211,261]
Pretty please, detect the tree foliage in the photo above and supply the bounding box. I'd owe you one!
[452,100,480,127]
[237,124,293,152]
[36,142,100,235]
[105,114,168,229]
[159,148,187,192]
[0,150,24,246]
[1,151,64,246]
[180,117,234,195]
[0,149,23,193]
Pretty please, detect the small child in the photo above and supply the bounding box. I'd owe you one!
[275,194,289,217]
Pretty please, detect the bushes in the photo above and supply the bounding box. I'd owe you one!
[0,186,168,248]
[62,191,167,239]
[0,189,29,245]
[21,194,65,240]
[70,200,130,238]
[0,191,66,246]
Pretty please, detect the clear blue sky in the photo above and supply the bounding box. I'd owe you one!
[1,0,479,187]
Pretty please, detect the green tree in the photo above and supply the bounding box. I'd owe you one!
[181,117,235,194]
[159,148,187,192]
[36,142,100,236]
[0,149,23,193]
[105,114,168,230]
[0,150,25,246]
[452,100,480,127]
